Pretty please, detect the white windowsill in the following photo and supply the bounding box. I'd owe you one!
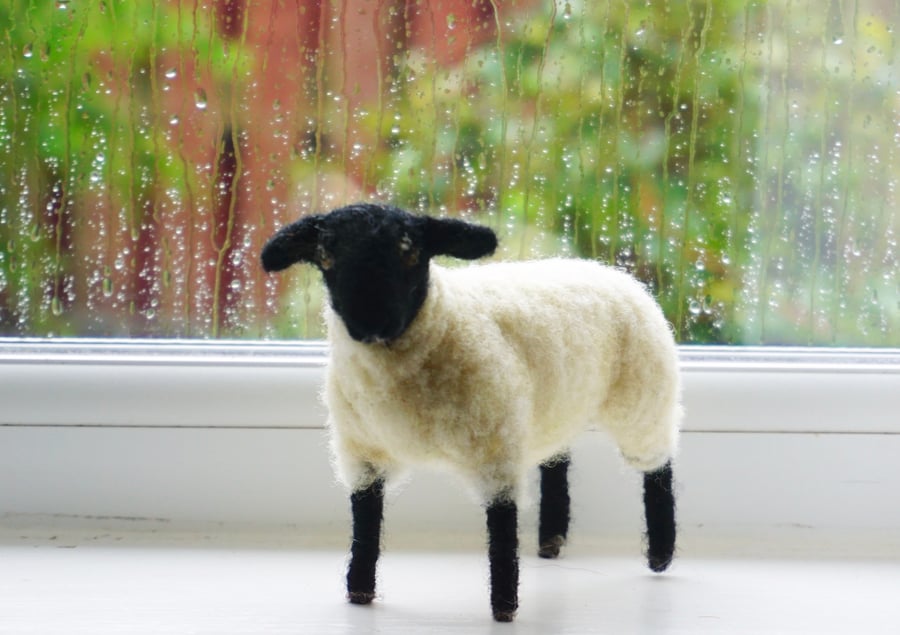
[4,534,899,635]
[1,340,899,536]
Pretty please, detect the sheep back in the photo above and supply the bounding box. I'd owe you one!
[324,258,681,497]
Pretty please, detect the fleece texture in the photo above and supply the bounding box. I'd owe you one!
[324,259,682,501]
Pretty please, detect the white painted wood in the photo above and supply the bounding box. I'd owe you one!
[1,534,898,634]
[0,341,898,433]
[0,341,328,429]
[1,340,899,542]
[3,427,900,535]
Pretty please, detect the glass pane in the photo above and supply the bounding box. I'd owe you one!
[0,0,896,344]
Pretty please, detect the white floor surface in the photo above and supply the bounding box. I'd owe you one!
[1,531,898,635]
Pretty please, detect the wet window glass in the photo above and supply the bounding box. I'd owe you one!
[0,0,896,344]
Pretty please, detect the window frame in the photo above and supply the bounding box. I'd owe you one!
[0,339,896,433]
[1,340,898,535]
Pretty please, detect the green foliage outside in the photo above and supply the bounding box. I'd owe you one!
[0,0,896,344]
[1,1,239,336]
[371,1,762,343]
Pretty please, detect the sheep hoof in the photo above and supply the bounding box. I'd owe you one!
[348,591,376,605]
[538,535,565,559]
[648,554,673,573]
[493,609,516,623]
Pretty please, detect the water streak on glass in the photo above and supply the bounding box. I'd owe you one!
[0,0,896,345]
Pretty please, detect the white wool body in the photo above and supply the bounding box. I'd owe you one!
[324,259,682,500]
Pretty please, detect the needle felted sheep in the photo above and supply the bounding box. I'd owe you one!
[261,202,681,622]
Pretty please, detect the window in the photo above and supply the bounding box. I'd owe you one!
[1,0,898,538]
[1,0,896,344]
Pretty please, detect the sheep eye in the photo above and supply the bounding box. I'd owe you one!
[316,244,334,270]
[398,234,420,267]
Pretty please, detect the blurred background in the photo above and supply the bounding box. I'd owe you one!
[0,0,897,344]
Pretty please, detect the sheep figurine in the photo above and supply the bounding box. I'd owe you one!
[261,202,681,622]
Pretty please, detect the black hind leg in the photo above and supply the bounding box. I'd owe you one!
[347,478,385,604]
[643,462,676,572]
[538,454,570,559]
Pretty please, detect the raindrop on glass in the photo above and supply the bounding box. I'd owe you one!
[195,88,208,110]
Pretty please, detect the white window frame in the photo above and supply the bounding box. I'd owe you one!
[1,340,899,536]
[1,340,896,433]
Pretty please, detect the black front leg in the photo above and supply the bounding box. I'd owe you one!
[347,478,385,604]
[538,454,571,558]
[486,496,519,622]
[643,462,676,572]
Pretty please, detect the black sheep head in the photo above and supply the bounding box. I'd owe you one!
[261,202,497,344]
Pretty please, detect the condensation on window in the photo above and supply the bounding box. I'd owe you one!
[0,0,896,344]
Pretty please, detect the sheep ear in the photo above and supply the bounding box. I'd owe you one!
[423,217,498,260]
[261,216,322,272]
